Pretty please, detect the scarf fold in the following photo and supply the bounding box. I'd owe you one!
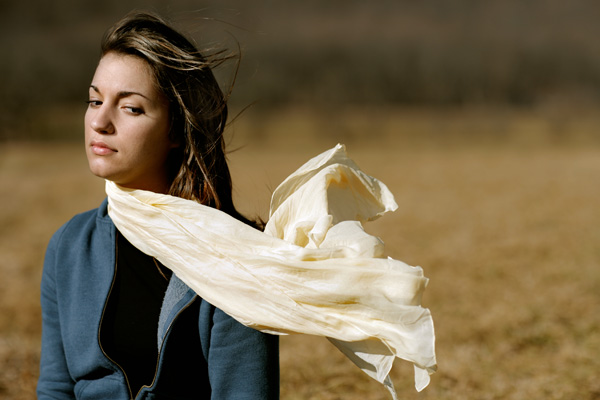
[106,143,436,397]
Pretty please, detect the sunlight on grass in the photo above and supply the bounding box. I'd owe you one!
[1,108,599,399]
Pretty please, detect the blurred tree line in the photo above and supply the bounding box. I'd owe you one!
[1,0,599,140]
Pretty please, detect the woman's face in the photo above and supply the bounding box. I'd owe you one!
[85,52,177,193]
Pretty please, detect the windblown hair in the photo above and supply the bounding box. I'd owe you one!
[101,11,255,224]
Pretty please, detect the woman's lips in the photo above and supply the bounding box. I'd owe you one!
[90,140,117,156]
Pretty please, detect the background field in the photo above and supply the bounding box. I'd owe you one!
[1,108,600,399]
[2,0,600,398]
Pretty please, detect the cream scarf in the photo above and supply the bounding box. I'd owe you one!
[106,144,436,398]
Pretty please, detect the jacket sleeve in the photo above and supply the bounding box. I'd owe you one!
[207,308,280,399]
[37,226,76,399]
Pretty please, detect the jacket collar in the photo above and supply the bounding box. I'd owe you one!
[96,197,111,222]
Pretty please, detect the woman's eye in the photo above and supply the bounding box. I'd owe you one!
[124,106,145,115]
[86,100,102,107]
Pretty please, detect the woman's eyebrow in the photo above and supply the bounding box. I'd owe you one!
[89,85,150,100]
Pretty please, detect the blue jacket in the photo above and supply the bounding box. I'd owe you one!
[38,199,280,399]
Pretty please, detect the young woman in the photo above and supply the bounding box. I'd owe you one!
[38,12,279,399]
[39,9,438,400]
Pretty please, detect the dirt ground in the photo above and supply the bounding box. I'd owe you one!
[1,108,599,399]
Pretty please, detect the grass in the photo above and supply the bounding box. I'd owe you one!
[1,107,599,399]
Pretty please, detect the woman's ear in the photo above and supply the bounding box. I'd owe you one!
[169,137,182,149]
[168,113,183,148]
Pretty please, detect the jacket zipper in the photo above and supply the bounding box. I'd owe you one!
[136,295,198,397]
[98,232,134,399]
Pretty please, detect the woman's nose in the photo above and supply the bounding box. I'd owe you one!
[90,106,115,134]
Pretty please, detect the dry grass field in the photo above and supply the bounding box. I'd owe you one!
[1,108,599,399]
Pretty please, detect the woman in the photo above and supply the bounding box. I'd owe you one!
[38,11,279,399]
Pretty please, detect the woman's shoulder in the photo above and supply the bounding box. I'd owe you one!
[48,198,111,248]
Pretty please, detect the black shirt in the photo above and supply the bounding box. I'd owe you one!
[100,231,172,397]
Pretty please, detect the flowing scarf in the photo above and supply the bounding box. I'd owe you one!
[106,144,436,398]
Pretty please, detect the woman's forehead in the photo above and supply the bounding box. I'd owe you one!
[92,52,158,96]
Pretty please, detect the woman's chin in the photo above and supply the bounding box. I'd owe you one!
[87,162,117,182]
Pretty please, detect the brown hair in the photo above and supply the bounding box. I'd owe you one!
[101,11,256,225]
